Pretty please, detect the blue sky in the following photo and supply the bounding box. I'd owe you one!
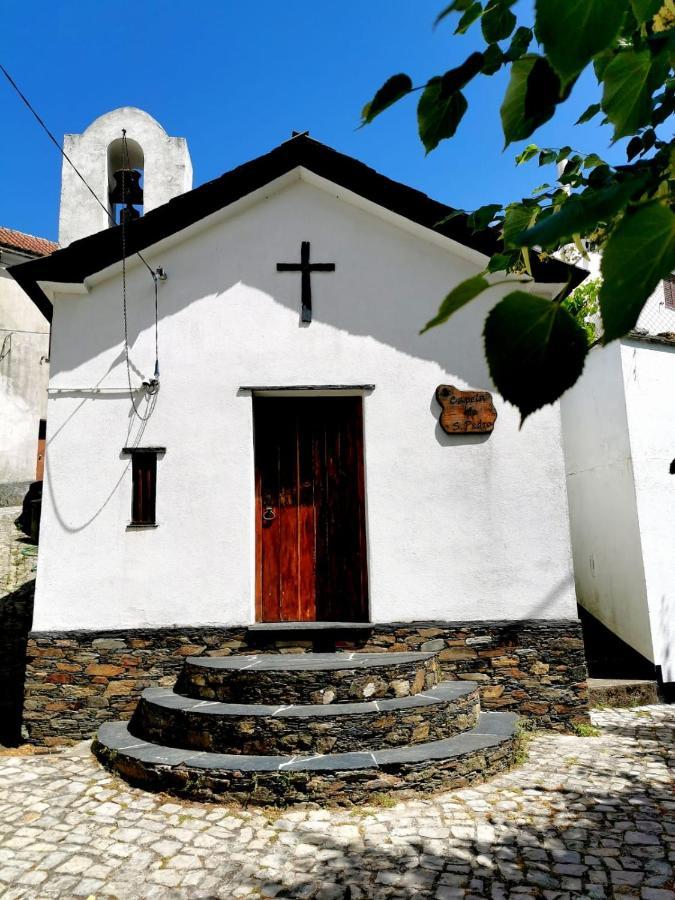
[2,0,627,242]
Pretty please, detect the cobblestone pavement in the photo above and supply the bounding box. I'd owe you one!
[0,507,36,598]
[0,707,673,899]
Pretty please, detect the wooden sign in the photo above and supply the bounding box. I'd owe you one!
[436,385,497,434]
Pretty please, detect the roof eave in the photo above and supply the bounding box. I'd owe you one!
[8,133,585,319]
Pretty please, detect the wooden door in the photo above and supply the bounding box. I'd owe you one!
[254,396,369,622]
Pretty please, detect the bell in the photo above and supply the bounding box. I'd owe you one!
[109,168,143,206]
[119,205,140,226]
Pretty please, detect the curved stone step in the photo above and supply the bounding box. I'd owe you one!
[176,652,440,704]
[131,681,480,755]
[93,711,518,806]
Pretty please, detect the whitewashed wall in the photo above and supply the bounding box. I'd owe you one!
[0,262,49,491]
[35,173,577,630]
[560,345,654,662]
[621,339,675,682]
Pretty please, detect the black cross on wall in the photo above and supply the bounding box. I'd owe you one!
[276,241,336,324]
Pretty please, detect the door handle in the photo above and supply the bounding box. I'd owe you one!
[262,507,276,521]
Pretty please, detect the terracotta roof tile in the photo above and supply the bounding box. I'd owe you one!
[0,226,58,257]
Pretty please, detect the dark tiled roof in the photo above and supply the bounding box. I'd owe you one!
[8,133,584,323]
[0,226,58,257]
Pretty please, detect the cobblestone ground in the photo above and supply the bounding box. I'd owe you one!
[0,507,36,598]
[0,707,673,899]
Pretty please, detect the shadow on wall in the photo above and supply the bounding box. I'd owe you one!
[44,364,157,534]
[0,578,34,746]
[243,716,673,898]
[577,604,658,681]
[48,184,517,394]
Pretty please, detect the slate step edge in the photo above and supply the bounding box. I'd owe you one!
[178,651,441,704]
[183,652,437,672]
[139,679,475,718]
[94,710,517,773]
[131,681,480,755]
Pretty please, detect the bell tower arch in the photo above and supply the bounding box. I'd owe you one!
[58,107,192,247]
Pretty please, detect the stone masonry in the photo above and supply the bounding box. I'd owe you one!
[23,618,588,744]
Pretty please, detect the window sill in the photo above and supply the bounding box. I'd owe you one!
[126,523,159,531]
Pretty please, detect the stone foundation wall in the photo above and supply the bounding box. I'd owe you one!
[23,619,588,744]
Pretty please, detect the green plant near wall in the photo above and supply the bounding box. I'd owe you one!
[562,277,601,343]
[361,0,675,422]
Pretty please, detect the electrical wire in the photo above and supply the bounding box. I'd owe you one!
[0,61,162,419]
[121,130,160,422]
[0,61,157,278]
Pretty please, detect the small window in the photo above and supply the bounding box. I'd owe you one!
[664,275,675,311]
[122,447,165,527]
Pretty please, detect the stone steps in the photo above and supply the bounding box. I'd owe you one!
[93,711,517,805]
[93,650,519,805]
[177,651,440,704]
[130,680,480,755]
[587,677,660,708]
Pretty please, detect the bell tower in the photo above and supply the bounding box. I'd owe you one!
[58,107,192,247]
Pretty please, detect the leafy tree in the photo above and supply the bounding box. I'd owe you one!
[362,0,675,422]
[561,277,601,343]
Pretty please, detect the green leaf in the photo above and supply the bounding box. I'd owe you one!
[435,0,474,26]
[515,143,539,165]
[630,0,662,23]
[467,203,503,231]
[534,0,629,85]
[516,176,647,247]
[418,80,468,153]
[538,149,557,165]
[484,291,588,421]
[436,209,467,227]
[500,55,563,146]
[421,275,490,333]
[576,102,601,124]
[503,203,537,248]
[441,52,485,94]
[626,136,643,160]
[582,153,605,168]
[600,203,675,342]
[593,50,615,81]
[487,252,516,272]
[482,43,505,74]
[601,50,656,140]
[505,26,532,61]
[482,1,517,42]
[455,2,483,33]
[361,74,413,125]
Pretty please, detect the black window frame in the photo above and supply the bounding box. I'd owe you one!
[121,447,165,528]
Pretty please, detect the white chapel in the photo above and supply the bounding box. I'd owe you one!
[10,108,591,747]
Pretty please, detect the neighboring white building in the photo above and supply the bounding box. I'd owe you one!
[561,274,675,688]
[0,227,57,506]
[10,109,590,742]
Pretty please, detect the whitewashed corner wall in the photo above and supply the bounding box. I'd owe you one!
[621,339,675,682]
[561,344,653,663]
[36,177,577,631]
[562,337,675,682]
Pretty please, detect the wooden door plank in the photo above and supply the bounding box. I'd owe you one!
[256,399,282,622]
[298,403,317,621]
[278,402,300,620]
[351,398,369,620]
